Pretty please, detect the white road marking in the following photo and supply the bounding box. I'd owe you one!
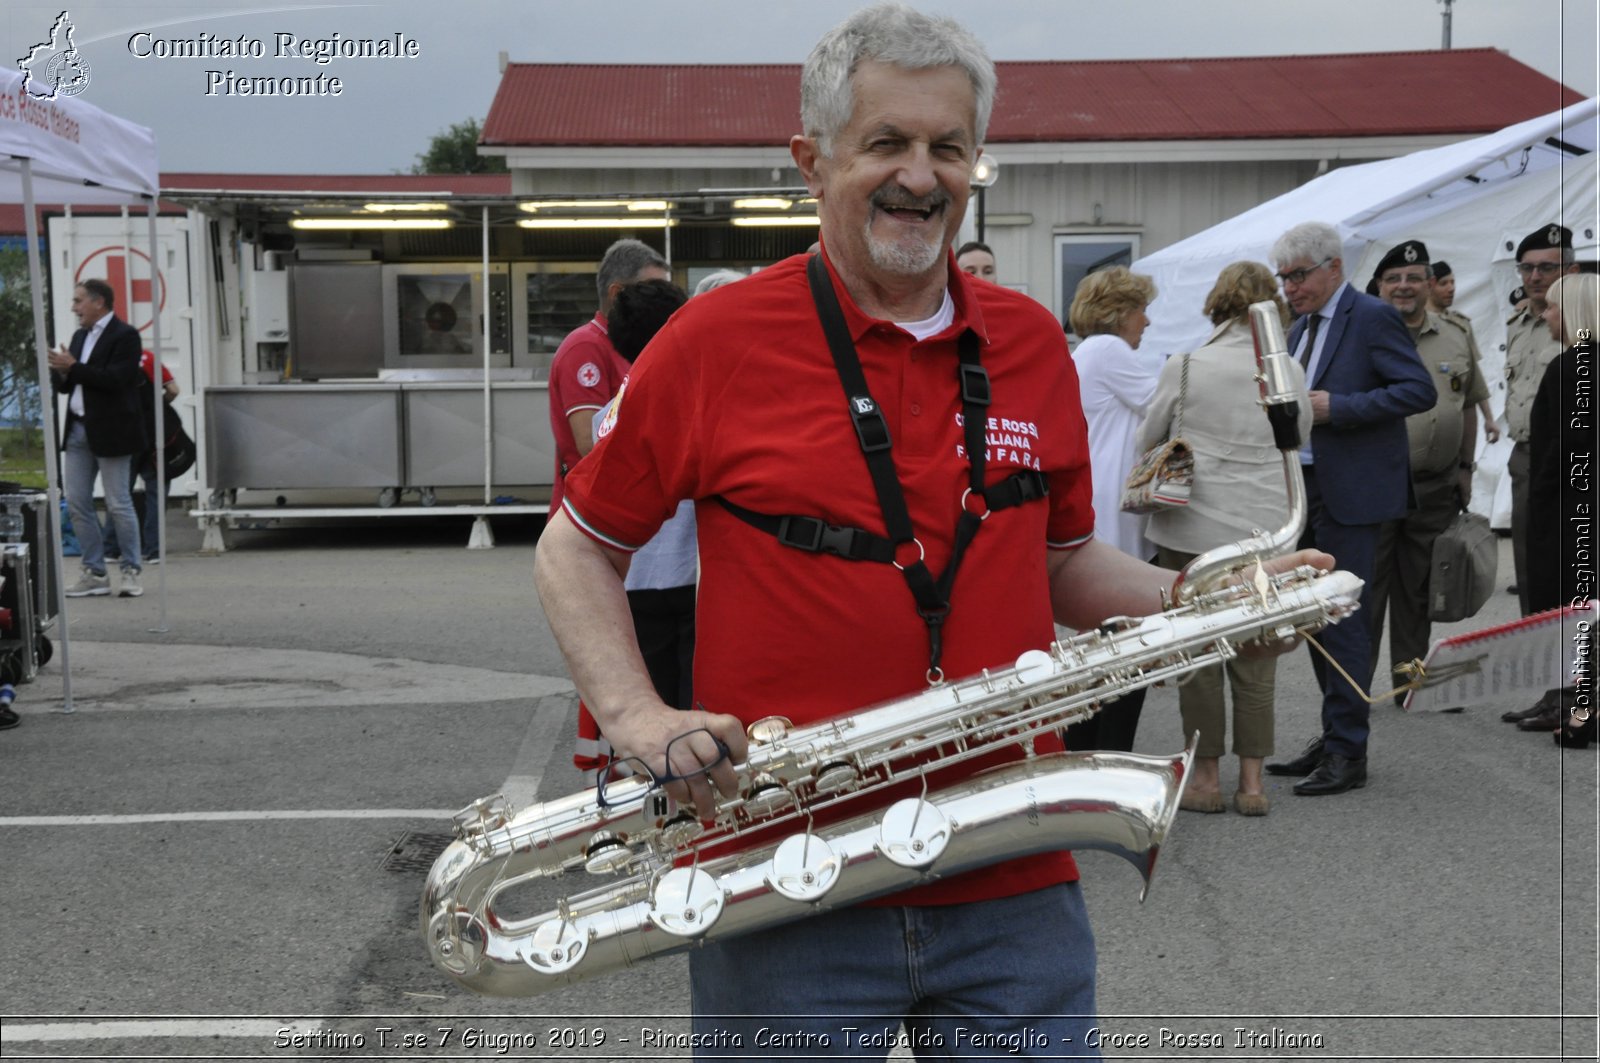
[498,692,576,807]
[0,809,454,827]
[2,1019,323,1043]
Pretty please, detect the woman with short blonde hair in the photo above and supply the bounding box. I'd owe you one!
[1063,265,1160,753]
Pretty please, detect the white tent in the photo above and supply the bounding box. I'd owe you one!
[1133,98,1600,523]
[0,66,163,710]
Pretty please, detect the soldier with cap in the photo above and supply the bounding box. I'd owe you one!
[1368,240,1488,696]
[1501,224,1577,622]
[1428,259,1498,442]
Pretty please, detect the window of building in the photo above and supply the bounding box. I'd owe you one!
[1054,234,1141,329]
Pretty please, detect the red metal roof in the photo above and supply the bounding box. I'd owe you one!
[483,49,1583,147]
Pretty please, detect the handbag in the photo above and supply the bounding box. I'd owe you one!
[1428,509,1497,621]
[160,405,197,483]
[1121,354,1194,514]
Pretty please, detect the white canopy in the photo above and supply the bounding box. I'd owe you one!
[0,67,158,205]
[1133,97,1600,522]
[1,66,163,710]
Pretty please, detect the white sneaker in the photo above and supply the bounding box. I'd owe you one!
[66,570,111,597]
[118,569,143,598]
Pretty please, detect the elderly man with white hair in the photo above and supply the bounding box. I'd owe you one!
[535,4,1329,1053]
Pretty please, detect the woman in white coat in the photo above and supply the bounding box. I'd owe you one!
[1136,261,1311,815]
[1063,265,1160,752]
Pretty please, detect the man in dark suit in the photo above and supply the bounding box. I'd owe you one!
[48,278,146,598]
[1265,222,1436,795]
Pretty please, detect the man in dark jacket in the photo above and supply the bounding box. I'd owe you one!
[48,278,145,598]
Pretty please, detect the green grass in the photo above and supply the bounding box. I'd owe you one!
[0,426,48,489]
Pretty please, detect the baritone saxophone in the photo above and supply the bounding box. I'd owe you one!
[421,300,1359,998]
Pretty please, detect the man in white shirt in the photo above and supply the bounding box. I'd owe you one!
[47,279,147,598]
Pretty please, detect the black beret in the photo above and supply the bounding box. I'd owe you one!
[1374,239,1430,278]
[1516,224,1572,259]
[1431,260,1452,279]
[1510,285,1526,307]
[1365,276,1380,296]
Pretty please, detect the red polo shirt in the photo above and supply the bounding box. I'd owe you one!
[562,249,1095,905]
[547,313,631,513]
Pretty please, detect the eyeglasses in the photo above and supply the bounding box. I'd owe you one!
[1276,258,1332,286]
[1516,262,1564,277]
[595,728,732,809]
[1379,271,1430,287]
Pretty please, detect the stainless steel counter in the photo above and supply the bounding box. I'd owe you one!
[205,382,555,492]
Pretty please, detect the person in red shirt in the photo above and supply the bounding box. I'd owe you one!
[545,238,668,514]
[535,4,1329,1053]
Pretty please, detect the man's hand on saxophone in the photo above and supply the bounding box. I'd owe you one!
[534,510,750,815]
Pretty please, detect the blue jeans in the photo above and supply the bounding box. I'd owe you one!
[63,422,140,576]
[102,455,160,560]
[689,882,1100,1060]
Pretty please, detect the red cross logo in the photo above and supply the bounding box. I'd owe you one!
[74,246,167,333]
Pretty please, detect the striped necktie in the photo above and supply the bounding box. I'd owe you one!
[1299,313,1321,369]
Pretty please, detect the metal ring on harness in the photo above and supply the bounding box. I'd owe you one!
[892,538,926,571]
[960,487,991,521]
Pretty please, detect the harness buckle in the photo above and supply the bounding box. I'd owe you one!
[959,363,991,406]
[777,515,867,560]
[848,395,892,453]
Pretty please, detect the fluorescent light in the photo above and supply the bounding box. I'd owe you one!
[730,215,821,227]
[517,217,678,230]
[362,201,450,213]
[518,199,671,213]
[732,197,795,210]
[290,217,454,230]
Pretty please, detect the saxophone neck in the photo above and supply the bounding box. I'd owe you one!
[1171,300,1307,605]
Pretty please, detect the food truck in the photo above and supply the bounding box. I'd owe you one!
[46,178,816,549]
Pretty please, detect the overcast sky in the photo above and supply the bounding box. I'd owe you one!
[4,0,1596,174]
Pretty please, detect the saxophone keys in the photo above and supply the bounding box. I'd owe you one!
[744,773,794,816]
[647,867,725,937]
[746,716,793,743]
[520,918,589,974]
[875,797,951,869]
[765,832,842,902]
[583,831,633,875]
[813,760,859,793]
[659,811,704,848]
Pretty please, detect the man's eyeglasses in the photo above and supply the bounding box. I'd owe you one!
[1379,271,1430,287]
[1276,258,1331,286]
[595,728,732,809]
[1516,262,1564,277]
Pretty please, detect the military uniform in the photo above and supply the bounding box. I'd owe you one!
[1370,310,1488,689]
[1503,305,1563,615]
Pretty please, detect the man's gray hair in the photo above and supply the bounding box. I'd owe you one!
[1271,222,1344,269]
[800,2,995,157]
[597,239,668,303]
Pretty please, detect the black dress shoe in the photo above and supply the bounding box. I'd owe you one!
[1293,753,1367,795]
[1503,690,1559,723]
[1516,706,1563,732]
[1266,735,1324,776]
[0,704,17,730]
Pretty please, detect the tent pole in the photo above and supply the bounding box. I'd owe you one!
[146,199,168,632]
[469,204,494,549]
[19,159,74,713]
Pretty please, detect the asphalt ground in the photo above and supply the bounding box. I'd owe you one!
[0,513,1595,1062]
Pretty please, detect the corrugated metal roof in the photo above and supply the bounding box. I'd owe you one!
[483,49,1583,147]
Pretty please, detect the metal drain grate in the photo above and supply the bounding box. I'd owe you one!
[381,830,454,873]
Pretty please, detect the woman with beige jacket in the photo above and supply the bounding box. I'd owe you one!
[1136,261,1312,816]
